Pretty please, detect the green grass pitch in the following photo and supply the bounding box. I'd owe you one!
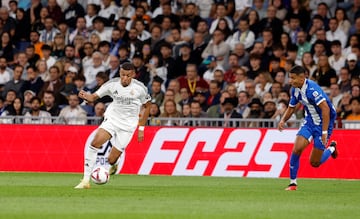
[0,173,359,219]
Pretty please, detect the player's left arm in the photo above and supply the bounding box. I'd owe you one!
[318,101,330,146]
[137,101,151,142]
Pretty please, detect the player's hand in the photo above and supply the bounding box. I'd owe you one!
[278,121,285,132]
[138,130,144,142]
[321,133,328,146]
[79,90,88,101]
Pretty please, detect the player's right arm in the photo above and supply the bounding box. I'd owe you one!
[78,90,99,103]
[278,105,296,131]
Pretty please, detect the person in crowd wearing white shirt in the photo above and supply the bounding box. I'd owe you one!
[117,0,135,19]
[84,51,106,90]
[39,16,60,45]
[230,18,255,50]
[98,0,118,26]
[328,40,346,76]
[58,93,87,125]
[75,62,151,189]
[23,96,52,124]
[209,3,234,34]
[69,16,90,44]
[85,4,100,31]
[326,17,347,49]
[91,16,112,42]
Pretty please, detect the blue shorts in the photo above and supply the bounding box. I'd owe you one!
[297,120,334,150]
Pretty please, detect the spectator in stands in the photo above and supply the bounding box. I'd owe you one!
[311,54,337,89]
[196,19,211,44]
[148,102,161,126]
[98,0,118,26]
[31,7,48,32]
[209,3,233,34]
[230,19,255,50]
[38,65,65,106]
[244,79,259,101]
[207,90,229,118]
[149,76,164,107]
[351,85,360,98]
[159,99,182,126]
[185,100,208,126]
[344,96,360,129]
[69,17,90,45]
[338,67,352,93]
[167,79,182,104]
[219,97,242,127]
[301,52,317,77]
[0,96,5,116]
[0,57,12,94]
[202,28,230,68]
[205,80,221,109]
[174,43,195,79]
[346,53,360,78]
[23,89,35,111]
[85,4,99,31]
[41,44,56,70]
[247,97,264,126]
[29,31,43,58]
[236,90,251,118]
[82,42,94,72]
[329,83,343,113]
[91,16,112,42]
[14,8,31,52]
[40,90,59,116]
[159,43,176,82]
[0,31,16,66]
[224,53,240,84]
[202,55,225,83]
[160,89,182,113]
[39,16,60,45]
[118,0,135,19]
[51,33,65,59]
[190,32,207,66]
[90,101,105,125]
[63,0,85,30]
[328,40,346,75]
[58,93,87,125]
[84,51,106,90]
[233,43,249,67]
[247,53,264,80]
[0,7,16,36]
[47,0,63,25]
[255,71,273,99]
[2,65,24,99]
[23,96,52,124]
[178,64,209,97]
[21,65,44,96]
[0,97,25,124]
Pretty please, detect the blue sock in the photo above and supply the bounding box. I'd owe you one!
[320,148,332,164]
[289,153,300,180]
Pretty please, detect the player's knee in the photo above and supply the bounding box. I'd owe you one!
[90,140,103,148]
[310,161,321,168]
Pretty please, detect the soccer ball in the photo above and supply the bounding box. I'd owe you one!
[91,166,109,185]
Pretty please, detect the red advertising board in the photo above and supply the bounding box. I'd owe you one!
[0,125,359,179]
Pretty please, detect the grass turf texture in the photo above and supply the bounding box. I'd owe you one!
[0,173,359,219]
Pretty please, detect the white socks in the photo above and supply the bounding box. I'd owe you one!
[329,146,335,153]
[83,145,99,182]
[290,179,297,185]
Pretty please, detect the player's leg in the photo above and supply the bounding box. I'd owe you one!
[286,125,312,191]
[310,129,337,167]
[107,130,135,175]
[108,147,122,175]
[75,128,112,189]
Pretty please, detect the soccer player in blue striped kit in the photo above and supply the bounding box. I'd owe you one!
[278,65,338,191]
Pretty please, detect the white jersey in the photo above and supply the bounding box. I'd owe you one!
[95,78,151,132]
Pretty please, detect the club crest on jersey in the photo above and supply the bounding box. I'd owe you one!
[312,91,319,97]
[113,90,118,95]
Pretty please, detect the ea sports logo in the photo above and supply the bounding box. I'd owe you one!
[84,128,125,174]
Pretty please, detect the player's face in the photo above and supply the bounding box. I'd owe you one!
[120,69,134,87]
[288,73,305,88]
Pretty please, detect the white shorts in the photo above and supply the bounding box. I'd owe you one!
[99,118,135,152]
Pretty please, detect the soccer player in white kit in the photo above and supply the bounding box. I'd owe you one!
[75,62,151,189]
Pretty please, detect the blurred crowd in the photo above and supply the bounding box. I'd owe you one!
[0,0,360,128]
